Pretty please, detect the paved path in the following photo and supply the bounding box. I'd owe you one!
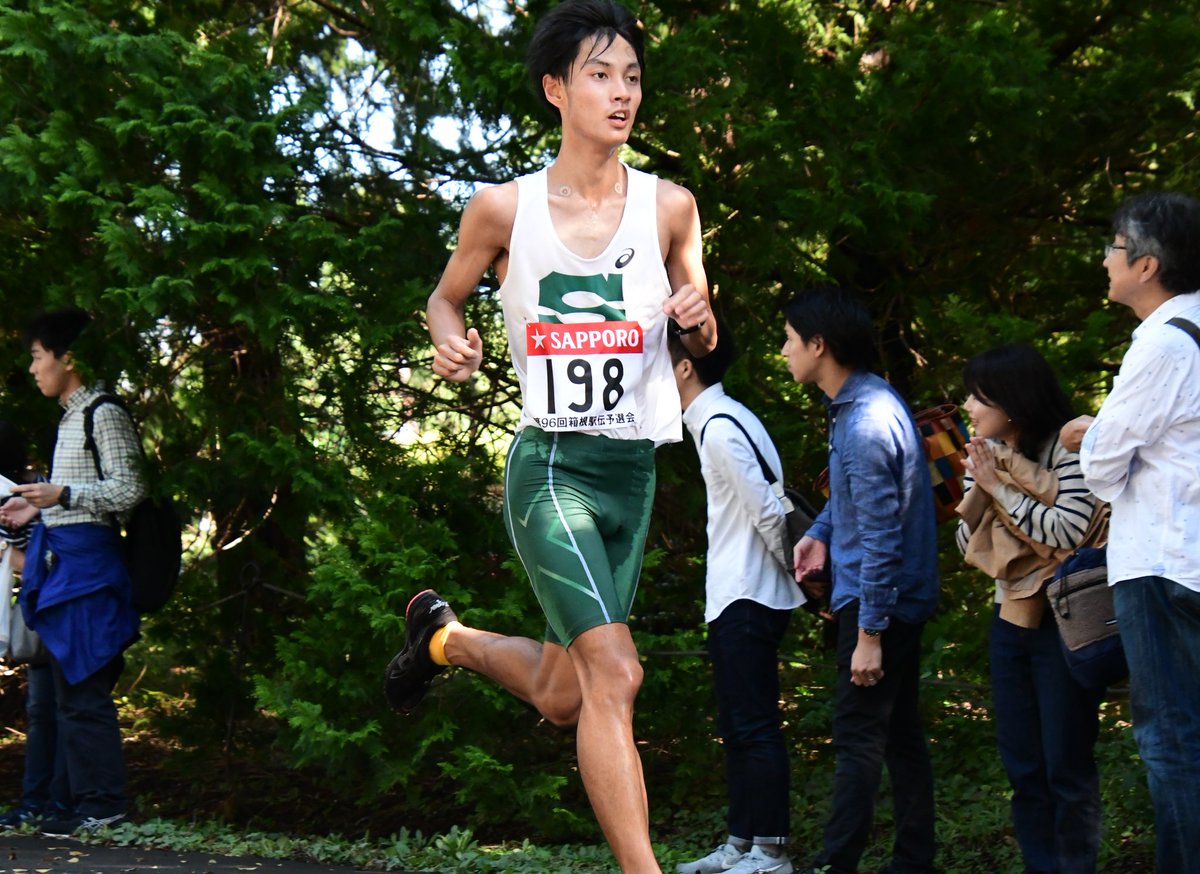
[0,835,429,873]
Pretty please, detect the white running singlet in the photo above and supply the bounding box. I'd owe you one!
[499,165,682,446]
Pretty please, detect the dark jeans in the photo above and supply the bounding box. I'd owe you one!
[51,654,128,817]
[21,662,68,809]
[814,602,935,874]
[1112,577,1200,874]
[708,599,792,842]
[990,607,1102,874]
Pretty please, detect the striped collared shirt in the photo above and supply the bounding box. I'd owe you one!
[955,436,1098,558]
[43,384,146,529]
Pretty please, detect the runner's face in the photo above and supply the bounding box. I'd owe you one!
[552,34,641,143]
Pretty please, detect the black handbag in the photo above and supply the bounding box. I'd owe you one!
[701,413,816,568]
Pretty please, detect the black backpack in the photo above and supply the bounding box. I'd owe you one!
[83,394,182,614]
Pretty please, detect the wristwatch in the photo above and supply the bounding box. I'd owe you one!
[57,485,72,510]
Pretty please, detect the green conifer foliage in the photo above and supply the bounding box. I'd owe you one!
[1,0,1197,844]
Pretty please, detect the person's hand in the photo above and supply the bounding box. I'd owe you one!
[0,495,41,528]
[851,632,884,687]
[432,328,483,382]
[963,437,1001,493]
[1060,415,1094,453]
[11,482,64,510]
[794,536,828,584]
[662,282,710,331]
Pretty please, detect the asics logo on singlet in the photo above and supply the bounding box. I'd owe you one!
[615,248,635,269]
[537,271,626,323]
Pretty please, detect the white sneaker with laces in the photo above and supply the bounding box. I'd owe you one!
[725,844,794,874]
[40,811,126,838]
[676,842,747,874]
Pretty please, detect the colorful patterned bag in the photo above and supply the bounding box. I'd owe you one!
[816,403,969,525]
[916,403,971,524]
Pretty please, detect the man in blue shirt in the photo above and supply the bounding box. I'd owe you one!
[784,286,938,874]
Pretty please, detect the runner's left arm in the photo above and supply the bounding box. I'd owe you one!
[659,181,716,356]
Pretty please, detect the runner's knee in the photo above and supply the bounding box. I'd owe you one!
[536,692,582,729]
[579,652,644,707]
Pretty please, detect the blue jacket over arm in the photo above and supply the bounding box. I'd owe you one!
[20,522,139,685]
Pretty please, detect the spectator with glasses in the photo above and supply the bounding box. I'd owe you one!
[1062,191,1200,873]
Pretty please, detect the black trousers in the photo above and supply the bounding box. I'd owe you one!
[814,602,936,874]
[708,599,792,842]
[51,654,128,818]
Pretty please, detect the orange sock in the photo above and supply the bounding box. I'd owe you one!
[429,620,461,667]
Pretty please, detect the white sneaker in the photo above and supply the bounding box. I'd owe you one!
[676,842,747,874]
[726,845,794,874]
[40,811,126,838]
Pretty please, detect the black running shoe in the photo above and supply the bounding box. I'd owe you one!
[384,589,458,714]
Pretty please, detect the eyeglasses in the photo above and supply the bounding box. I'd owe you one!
[1104,243,1127,257]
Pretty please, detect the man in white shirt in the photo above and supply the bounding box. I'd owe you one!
[1061,191,1200,873]
[669,326,804,874]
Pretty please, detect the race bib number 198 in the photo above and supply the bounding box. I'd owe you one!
[525,321,643,431]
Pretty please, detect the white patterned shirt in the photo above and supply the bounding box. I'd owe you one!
[1080,291,1200,591]
[43,384,146,529]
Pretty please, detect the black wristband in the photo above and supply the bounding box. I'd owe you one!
[57,485,72,510]
[669,319,706,337]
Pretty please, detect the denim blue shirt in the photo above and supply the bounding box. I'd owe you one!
[806,371,939,630]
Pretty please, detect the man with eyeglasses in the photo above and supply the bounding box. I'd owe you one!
[1062,191,1200,874]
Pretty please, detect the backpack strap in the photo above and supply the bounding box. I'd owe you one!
[82,393,133,481]
[701,412,779,486]
[1167,316,1200,351]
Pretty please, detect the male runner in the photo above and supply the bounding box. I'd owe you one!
[384,2,714,872]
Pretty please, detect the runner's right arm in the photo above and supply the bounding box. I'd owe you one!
[426,184,517,382]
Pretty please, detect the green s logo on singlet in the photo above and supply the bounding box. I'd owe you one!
[538,271,626,323]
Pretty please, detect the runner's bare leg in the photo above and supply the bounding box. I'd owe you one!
[569,622,659,874]
[444,630,581,727]
[444,622,659,873]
